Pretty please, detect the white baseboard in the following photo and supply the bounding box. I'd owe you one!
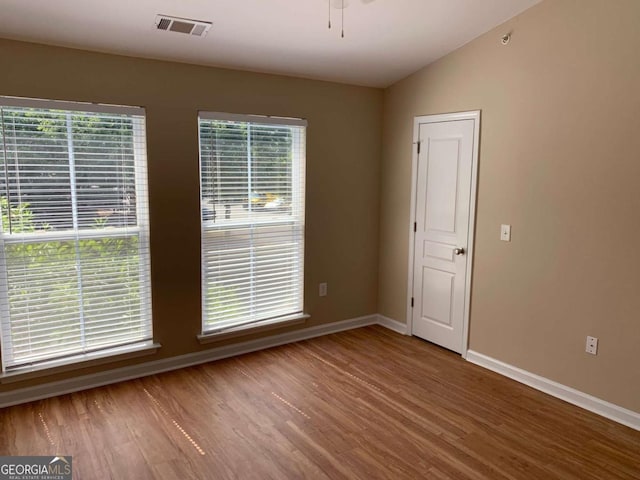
[0,314,378,408]
[466,350,640,432]
[376,314,409,335]
[8,316,635,433]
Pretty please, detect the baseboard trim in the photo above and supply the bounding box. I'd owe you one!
[376,314,409,335]
[466,350,640,432]
[10,316,635,432]
[0,314,378,408]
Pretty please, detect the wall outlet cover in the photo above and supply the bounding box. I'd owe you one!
[500,224,511,242]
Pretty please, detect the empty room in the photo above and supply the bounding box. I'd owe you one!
[0,0,639,478]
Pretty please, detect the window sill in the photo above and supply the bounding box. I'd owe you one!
[197,313,310,345]
[0,341,161,384]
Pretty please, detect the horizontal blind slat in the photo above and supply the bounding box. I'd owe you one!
[0,100,153,371]
[199,114,305,332]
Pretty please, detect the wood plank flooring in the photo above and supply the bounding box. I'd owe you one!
[1,326,639,479]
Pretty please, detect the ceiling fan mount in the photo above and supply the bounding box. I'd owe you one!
[327,0,377,37]
[330,0,376,8]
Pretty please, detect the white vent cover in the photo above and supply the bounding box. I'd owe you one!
[155,15,212,37]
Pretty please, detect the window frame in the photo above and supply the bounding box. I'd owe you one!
[197,111,308,338]
[0,96,155,375]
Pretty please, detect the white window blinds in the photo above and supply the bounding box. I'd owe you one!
[0,97,152,372]
[198,113,306,334]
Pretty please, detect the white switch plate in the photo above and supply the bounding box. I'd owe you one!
[586,336,598,355]
[500,224,511,242]
[319,283,327,297]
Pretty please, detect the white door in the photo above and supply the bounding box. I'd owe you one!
[411,115,477,354]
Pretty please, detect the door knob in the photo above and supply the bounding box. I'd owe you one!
[453,247,465,256]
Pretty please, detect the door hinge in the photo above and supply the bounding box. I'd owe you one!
[411,297,414,308]
[417,141,421,154]
[413,222,417,233]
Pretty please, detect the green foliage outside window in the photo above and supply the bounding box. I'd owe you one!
[1,197,144,359]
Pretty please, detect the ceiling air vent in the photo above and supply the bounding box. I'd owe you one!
[155,15,212,37]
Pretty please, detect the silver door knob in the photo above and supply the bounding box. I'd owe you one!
[454,247,465,256]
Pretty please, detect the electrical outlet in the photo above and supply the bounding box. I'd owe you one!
[585,336,598,355]
[319,282,328,297]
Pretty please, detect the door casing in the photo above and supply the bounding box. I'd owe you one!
[406,110,480,358]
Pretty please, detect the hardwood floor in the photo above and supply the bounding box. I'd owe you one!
[1,326,639,479]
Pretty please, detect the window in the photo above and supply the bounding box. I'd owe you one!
[0,97,152,373]
[198,113,306,334]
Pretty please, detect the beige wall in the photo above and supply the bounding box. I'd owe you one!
[380,0,640,412]
[0,39,382,391]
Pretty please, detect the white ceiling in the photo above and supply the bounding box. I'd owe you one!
[0,0,541,87]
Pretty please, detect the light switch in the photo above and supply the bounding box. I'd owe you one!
[500,224,511,242]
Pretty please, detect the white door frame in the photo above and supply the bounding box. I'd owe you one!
[406,110,480,358]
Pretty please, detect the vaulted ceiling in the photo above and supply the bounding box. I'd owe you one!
[0,0,541,87]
